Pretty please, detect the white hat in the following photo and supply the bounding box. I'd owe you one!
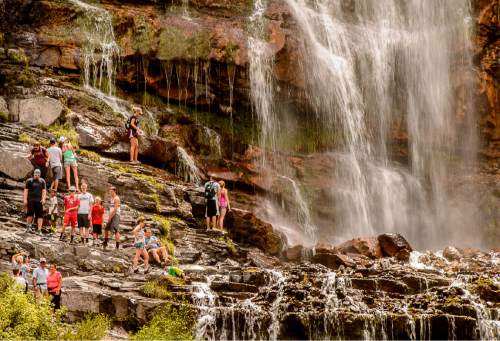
[58,136,66,143]
[40,257,46,263]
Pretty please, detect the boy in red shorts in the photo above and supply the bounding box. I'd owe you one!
[91,196,105,246]
[60,186,80,243]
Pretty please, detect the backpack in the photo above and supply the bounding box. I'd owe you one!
[125,116,133,130]
[205,181,217,200]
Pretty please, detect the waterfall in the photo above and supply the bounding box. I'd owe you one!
[176,146,203,185]
[71,0,120,95]
[249,0,476,249]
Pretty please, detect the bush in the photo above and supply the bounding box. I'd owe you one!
[131,303,195,340]
[78,149,101,163]
[153,215,171,236]
[48,122,79,147]
[65,313,110,340]
[142,280,172,300]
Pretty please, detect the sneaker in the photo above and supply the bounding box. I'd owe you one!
[133,268,139,274]
[38,230,43,236]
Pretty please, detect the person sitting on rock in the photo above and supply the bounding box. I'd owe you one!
[127,107,143,164]
[218,180,231,231]
[27,142,49,181]
[24,169,47,235]
[32,257,49,302]
[204,176,220,230]
[77,182,94,244]
[47,263,62,310]
[48,189,59,233]
[132,216,149,274]
[91,196,105,246]
[60,186,80,243]
[104,186,121,249]
[47,138,63,192]
[144,228,171,266]
[60,136,79,192]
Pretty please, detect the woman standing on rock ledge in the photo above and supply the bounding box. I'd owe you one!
[127,107,143,164]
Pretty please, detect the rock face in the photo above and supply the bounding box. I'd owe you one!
[378,233,413,261]
[8,97,63,126]
[0,141,33,180]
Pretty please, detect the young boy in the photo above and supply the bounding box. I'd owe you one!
[48,189,58,233]
[60,186,80,243]
[91,196,105,246]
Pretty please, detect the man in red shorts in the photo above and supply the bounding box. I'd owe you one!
[60,186,80,243]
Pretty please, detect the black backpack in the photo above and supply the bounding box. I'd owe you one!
[125,116,133,130]
[205,181,217,199]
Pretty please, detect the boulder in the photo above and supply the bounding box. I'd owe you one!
[377,233,412,261]
[311,251,356,270]
[8,97,63,126]
[443,246,462,261]
[0,97,8,118]
[0,141,33,180]
[225,208,286,256]
[337,237,383,259]
[284,245,304,262]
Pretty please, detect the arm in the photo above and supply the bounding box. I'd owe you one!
[44,148,49,166]
[23,188,28,207]
[132,224,141,237]
[226,190,231,210]
[41,181,47,204]
[88,197,94,220]
[55,273,62,295]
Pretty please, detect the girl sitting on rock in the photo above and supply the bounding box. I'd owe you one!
[132,216,149,274]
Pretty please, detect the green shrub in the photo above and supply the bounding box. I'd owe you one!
[153,215,171,236]
[131,303,195,340]
[78,149,101,162]
[0,111,8,122]
[65,313,111,340]
[18,132,35,144]
[142,280,172,300]
[226,238,238,255]
[161,237,175,256]
[48,122,79,147]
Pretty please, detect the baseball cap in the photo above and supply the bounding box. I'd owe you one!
[50,138,56,144]
[58,136,66,143]
[33,169,41,176]
[40,257,46,263]
[69,186,76,192]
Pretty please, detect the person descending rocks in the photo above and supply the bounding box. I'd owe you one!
[127,107,143,164]
[27,142,49,181]
[24,169,47,234]
[47,263,62,310]
[132,216,149,274]
[32,257,49,302]
[60,186,79,243]
[104,186,121,249]
[145,228,171,266]
[47,138,63,192]
[77,182,94,244]
[48,189,59,233]
[204,175,220,230]
[218,180,231,231]
[60,136,79,192]
[91,196,105,246]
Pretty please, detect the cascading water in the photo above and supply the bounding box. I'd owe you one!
[176,146,203,185]
[250,0,476,249]
[71,0,120,95]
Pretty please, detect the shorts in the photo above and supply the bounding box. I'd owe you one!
[205,199,219,218]
[64,214,77,227]
[64,160,77,168]
[51,166,62,180]
[92,224,102,235]
[134,242,145,250]
[27,201,43,218]
[77,214,90,228]
[106,215,120,233]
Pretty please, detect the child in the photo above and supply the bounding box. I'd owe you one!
[132,216,149,274]
[60,186,80,243]
[48,189,58,233]
[91,196,105,246]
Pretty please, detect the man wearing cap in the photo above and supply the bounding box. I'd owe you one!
[47,138,63,192]
[24,169,47,234]
[32,258,49,302]
[60,186,80,243]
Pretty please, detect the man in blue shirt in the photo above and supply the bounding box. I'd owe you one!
[32,257,49,302]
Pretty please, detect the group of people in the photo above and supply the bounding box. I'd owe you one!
[204,177,231,231]
[12,253,62,310]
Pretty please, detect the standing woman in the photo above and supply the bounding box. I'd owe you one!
[47,263,62,310]
[60,137,79,192]
[132,216,149,274]
[218,181,231,231]
[128,107,143,164]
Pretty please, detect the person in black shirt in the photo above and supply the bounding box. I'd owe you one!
[128,107,143,164]
[24,169,47,234]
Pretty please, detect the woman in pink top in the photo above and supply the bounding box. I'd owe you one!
[47,263,62,310]
[218,181,231,230]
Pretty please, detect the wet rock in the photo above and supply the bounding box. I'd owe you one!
[284,245,304,262]
[0,141,33,180]
[377,233,412,261]
[210,281,259,293]
[8,97,63,126]
[337,237,383,259]
[443,246,462,261]
[0,97,8,117]
[312,251,356,270]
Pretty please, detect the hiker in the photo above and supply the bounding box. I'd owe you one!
[127,107,143,164]
[48,189,59,232]
[27,142,49,180]
[24,169,47,234]
[47,263,62,310]
[204,176,220,230]
[11,252,29,292]
[60,186,80,243]
[132,216,149,274]
[145,228,171,266]
[218,180,231,230]
[13,269,27,291]
[60,136,79,192]
[77,182,94,244]
[32,258,49,302]
[47,138,63,192]
[104,186,121,249]
[91,196,105,246]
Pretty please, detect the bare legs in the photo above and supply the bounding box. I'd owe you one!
[130,137,139,162]
[64,165,79,191]
[133,249,149,271]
